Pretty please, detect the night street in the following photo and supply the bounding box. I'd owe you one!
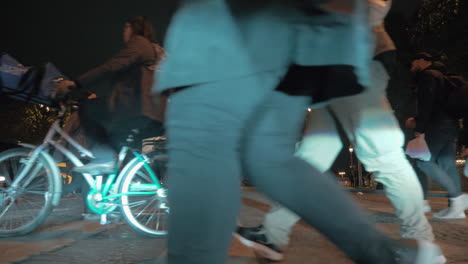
[1,189,467,264]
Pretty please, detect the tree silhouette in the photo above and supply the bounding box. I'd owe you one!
[0,97,57,144]
[407,0,468,76]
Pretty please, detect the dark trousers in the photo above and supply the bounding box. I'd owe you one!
[78,97,164,213]
[165,71,395,264]
[79,97,164,156]
[416,118,462,198]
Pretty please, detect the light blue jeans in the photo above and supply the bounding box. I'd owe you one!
[417,117,461,198]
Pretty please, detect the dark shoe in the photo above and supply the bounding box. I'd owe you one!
[74,161,115,175]
[233,225,283,261]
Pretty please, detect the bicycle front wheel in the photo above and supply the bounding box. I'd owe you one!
[119,155,168,237]
[0,148,58,237]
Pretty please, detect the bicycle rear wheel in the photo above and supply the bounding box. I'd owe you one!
[119,153,168,237]
[0,148,58,237]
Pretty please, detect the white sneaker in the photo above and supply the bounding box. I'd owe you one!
[423,200,432,213]
[396,240,446,264]
[433,207,465,219]
[433,194,468,220]
[413,240,446,264]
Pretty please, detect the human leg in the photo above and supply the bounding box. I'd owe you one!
[428,134,468,219]
[235,106,344,260]
[416,136,461,199]
[247,106,342,246]
[328,74,434,241]
[165,74,273,264]
[437,140,462,196]
[242,90,397,264]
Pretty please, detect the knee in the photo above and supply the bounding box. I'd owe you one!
[296,136,342,172]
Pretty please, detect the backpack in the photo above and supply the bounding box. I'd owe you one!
[443,74,468,119]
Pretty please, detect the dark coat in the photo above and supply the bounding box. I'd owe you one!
[77,35,166,122]
[413,63,452,133]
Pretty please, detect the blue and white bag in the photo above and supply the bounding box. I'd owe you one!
[1,53,69,106]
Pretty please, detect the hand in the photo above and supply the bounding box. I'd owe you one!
[405,117,416,129]
[53,80,76,95]
[414,132,422,138]
[87,93,97,99]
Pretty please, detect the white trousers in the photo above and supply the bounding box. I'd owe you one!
[263,62,434,247]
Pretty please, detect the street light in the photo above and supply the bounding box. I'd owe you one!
[456,158,466,166]
[348,145,355,187]
[349,145,364,188]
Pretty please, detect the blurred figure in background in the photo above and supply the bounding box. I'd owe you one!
[55,16,166,175]
[407,52,468,220]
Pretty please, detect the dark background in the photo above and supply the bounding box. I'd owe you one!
[1,0,179,83]
[0,0,424,79]
[1,0,467,177]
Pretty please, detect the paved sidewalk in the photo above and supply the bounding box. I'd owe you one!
[232,189,468,264]
[4,190,468,264]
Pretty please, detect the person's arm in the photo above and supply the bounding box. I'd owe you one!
[54,37,147,95]
[77,36,146,87]
[414,72,437,133]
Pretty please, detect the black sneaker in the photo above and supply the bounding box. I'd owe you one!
[234,225,284,261]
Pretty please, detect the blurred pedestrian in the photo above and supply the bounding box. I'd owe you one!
[235,1,438,261]
[155,1,444,263]
[407,52,468,220]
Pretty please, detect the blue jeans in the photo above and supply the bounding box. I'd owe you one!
[165,71,395,264]
[417,118,461,198]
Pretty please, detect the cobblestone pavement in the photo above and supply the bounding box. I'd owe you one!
[1,191,467,264]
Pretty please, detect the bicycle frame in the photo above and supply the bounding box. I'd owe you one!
[12,105,164,217]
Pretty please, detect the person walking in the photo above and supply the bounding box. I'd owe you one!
[154,1,444,263]
[406,52,468,220]
[235,1,438,261]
